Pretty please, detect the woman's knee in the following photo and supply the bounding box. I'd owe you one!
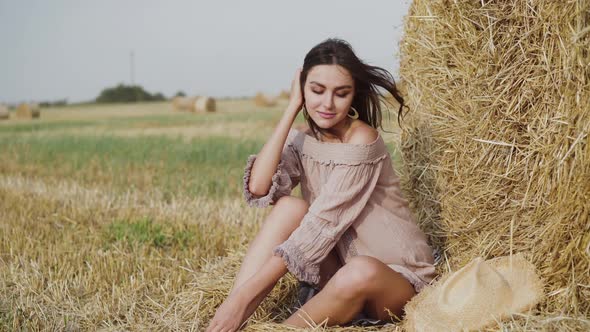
[328,256,383,299]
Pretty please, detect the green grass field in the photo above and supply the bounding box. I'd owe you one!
[0,99,404,331]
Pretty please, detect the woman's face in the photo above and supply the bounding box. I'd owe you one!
[303,64,355,130]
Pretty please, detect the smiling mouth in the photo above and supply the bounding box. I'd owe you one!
[317,111,336,118]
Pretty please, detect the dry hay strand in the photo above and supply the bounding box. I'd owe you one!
[172,96,198,112]
[195,96,216,112]
[0,104,9,120]
[15,103,40,119]
[399,0,589,323]
[254,92,278,107]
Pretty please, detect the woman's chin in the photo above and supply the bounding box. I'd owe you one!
[310,117,339,129]
[314,122,337,130]
[315,122,334,129]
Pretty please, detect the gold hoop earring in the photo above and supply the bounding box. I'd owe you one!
[348,106,359,120]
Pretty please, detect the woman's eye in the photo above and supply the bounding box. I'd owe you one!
[337,93,349,98]
[312,90,323,94]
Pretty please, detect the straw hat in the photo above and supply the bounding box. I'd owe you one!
[404,253,543,332]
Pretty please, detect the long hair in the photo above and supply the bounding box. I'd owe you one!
[300,38,405,139]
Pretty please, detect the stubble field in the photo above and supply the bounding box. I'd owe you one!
[0,99,403,331]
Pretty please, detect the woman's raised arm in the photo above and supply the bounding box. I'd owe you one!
[248,69,303,196]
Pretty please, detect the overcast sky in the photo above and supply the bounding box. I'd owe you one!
[0,0,411,104]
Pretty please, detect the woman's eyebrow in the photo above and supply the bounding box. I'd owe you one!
[309,81,353,90]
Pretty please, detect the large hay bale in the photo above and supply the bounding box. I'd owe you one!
[0,105,9,120]
[15,103,40,119]
[172,96,198,112]
[254,92,277,107]
[399,0,589,319]
[194,96,216,112]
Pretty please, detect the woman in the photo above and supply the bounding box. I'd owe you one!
[206,38,435,332]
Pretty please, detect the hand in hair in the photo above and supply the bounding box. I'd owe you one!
[287,68,303,112]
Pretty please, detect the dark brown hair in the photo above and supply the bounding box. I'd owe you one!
[300,38,405,139]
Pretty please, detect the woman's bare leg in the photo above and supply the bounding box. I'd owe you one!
[283,255,416,327]
[296,249,342,307]
[230,196,308,294]
[317,249,342,289]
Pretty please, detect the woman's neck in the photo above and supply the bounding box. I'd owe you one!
[320,118,355,143]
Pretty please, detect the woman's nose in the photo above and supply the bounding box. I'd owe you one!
[322,93,334,109]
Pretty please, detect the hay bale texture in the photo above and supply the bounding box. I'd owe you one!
[399,0,589,321]
[0,105,9,120]
[15,103,40,119]
[172,96,216,112]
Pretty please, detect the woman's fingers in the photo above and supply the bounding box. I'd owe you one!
[206,290,249,331]
[288,68,303,111]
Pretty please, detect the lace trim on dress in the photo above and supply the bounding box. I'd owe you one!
[297,151,388,167]
[273,242,321,286]
[242,155,292,208]
[288,129,390,166]
[340,229,359,260]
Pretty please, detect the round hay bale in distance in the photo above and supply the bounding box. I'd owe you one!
[0,105,9,120]
[172,96,198,112]
[254,92,277,107]
[194,96,216,113]
[15,103,40,119]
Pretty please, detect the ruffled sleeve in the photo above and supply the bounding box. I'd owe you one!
[243,130,301,208]
[272,158,385,286]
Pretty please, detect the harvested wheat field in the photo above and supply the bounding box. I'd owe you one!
[4,2,588,330]
[399,0,589,331]
[0,97,406,331]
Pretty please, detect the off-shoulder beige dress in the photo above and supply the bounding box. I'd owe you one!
[243,129,436,292]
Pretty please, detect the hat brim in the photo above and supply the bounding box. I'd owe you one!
[403,253,544,332]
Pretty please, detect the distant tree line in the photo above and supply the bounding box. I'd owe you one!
[7,86,189,108]
[39,99,68,107]
[96,84,166,103]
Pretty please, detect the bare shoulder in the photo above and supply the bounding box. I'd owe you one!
[347,121,378,144]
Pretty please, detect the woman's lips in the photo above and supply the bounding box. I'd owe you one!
[317,111,336,119]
